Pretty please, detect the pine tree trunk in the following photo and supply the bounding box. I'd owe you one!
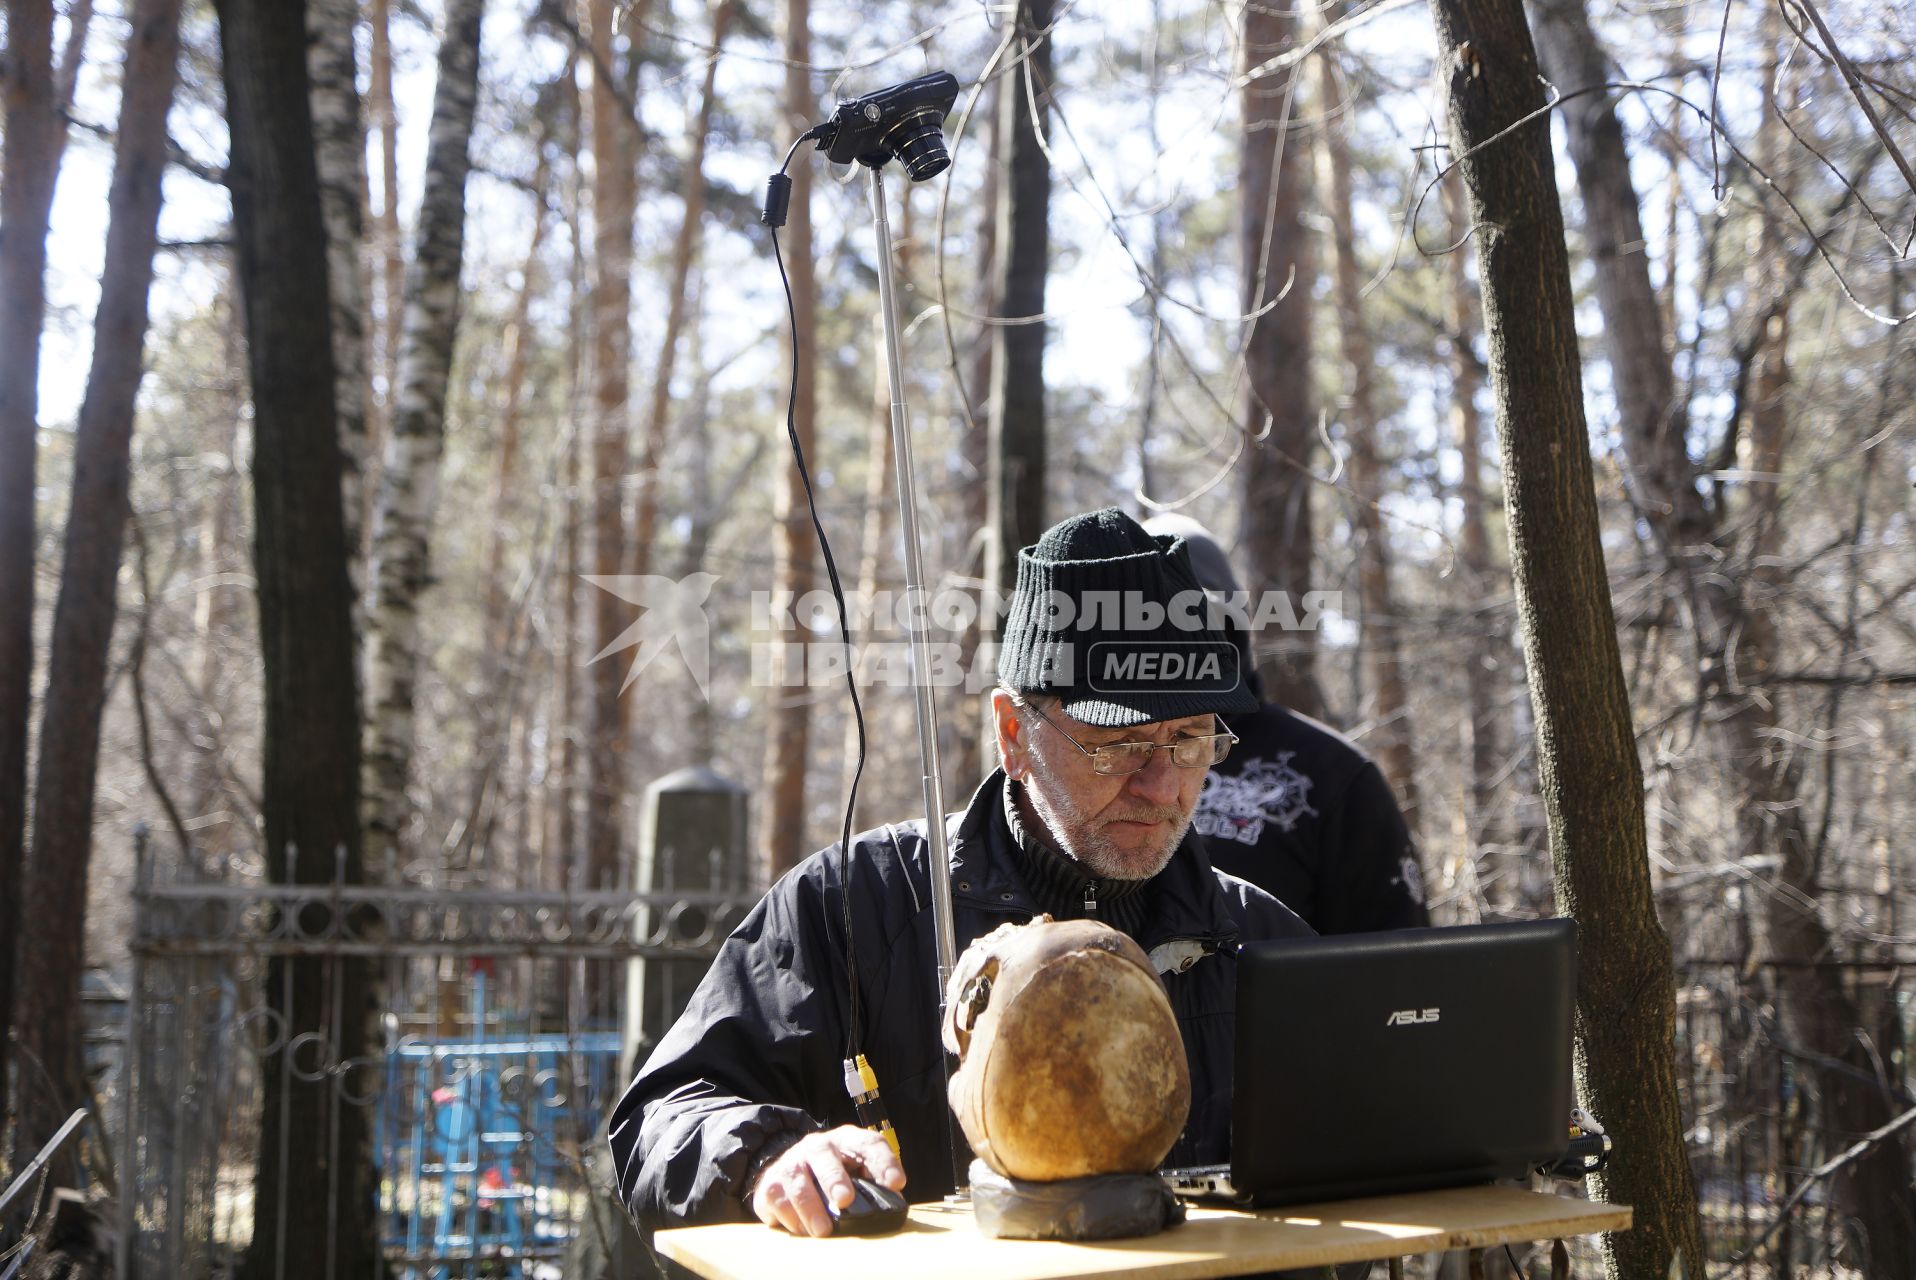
[1526,0,1702,549]
[1530,0,1916,1267]
[1316,45,1418,827]
[630,0,736,584]
[1428,0,1705,1273]
[0,0,90,1112]
[481,145,553,644]
[0,0,60,1122]
[982,0,1053,608]
[13,0,184,1165]
[1236,0,1322,719]
[308,0,372,582]
[215,0,375,1271]
[1734,30,1914,1275]
[362,0,486,878]
[761,0,819,880]
[585,0,641,897]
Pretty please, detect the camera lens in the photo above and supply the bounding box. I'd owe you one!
[884,107,951,182]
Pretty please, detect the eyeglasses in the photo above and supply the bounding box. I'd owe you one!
[1021,700,1238,776]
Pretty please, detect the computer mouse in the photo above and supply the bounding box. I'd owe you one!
[828,1175,910,1236]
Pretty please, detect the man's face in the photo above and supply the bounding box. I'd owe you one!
[995,692,1215,881]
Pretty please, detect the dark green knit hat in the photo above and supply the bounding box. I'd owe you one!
[998,508,1257,727]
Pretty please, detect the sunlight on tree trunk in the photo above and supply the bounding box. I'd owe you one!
[762,0,819,880]
[1429,0,1706,1272]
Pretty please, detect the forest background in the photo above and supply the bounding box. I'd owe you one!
[1,0,1912,1275]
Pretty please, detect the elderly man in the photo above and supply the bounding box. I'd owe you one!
[609,508,1312,1243]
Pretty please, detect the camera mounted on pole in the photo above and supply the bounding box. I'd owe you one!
[761,71,961,227]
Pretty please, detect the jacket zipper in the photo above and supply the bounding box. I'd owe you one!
[1083,881,1098,920]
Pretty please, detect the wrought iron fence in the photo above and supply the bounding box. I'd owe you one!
[1676,958,1913,1277]
[118,833,759,1280]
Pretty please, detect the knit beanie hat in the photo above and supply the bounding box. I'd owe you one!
[997,508,1257,727]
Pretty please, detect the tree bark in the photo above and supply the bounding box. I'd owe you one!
[630,0,736,585]
[481,145,553,645]
[1316,44,1419,828]
[1,0,91,1113]
[1236,0,1322,719]
[0,0,59,1126]
[1526,0,1704,550]
[761,0,819,880]
[214,0,375,1271]
[584,0,647,899]
[307,0,372,583]
[1531,0,1916,1268]
[12,0,184,1164]
[1427,0,1705,1274]
[982,0,1054,610]
[362,0,486,878]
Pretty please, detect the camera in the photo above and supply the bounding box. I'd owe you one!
[816,71,961,180]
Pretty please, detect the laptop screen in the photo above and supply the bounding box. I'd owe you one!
[1229,919,1576,1205]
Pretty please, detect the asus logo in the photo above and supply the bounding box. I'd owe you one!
[1385,1008,1441,1026]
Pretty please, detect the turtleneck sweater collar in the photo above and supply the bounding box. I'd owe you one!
[1001,780,1150,937]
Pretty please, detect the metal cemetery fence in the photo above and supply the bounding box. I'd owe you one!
[119,824,759,1280]
[1676,958,1913,1277]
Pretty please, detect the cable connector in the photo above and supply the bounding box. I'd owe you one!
[844,1054,900,1158]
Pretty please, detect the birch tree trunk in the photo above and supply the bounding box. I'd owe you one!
[1236,0,1322,719]
[981,0,1054,612]
[762,0,819,880]
[214,0,376,1270]
[1316,45,1419,827]
[308,0,372,578]
[584,0,642,895]
[363,0,486,878]
[0,0,91,1104]
[1428,0,1705,1272]
[12,0,184,1165]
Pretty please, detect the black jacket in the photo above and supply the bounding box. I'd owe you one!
[1196,703,1428,934]
[610,769,1313,1229]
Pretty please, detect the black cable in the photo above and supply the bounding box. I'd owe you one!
[1503,1243,1530,1280]
[767,142,867,1059]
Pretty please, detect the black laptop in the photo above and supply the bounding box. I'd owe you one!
[1164,919,1576,1206]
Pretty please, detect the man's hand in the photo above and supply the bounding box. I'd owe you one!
[749,1125,907,1237]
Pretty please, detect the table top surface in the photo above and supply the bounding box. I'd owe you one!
[654,1183,1633,1280]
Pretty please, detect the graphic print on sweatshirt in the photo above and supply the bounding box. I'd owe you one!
[1194,752,1317,845]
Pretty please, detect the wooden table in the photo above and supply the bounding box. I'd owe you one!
[654,1184,1632,1280]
